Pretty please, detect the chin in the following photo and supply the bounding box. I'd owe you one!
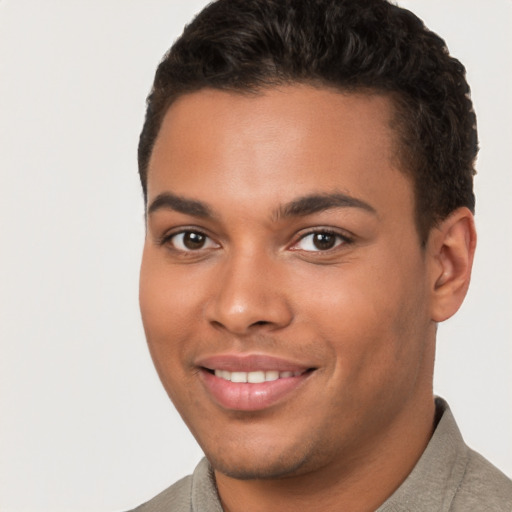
[204,440,319,481]
[210,456,309,481]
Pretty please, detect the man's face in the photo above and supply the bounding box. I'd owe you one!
[139,85,437,480]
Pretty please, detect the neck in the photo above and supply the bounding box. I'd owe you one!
[215,393,436,512]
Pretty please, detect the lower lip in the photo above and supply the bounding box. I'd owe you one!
[199,369,312,411]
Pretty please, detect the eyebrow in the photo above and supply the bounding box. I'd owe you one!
[147,191,377,220]
[275,192,377,219]
[147,192,214,218]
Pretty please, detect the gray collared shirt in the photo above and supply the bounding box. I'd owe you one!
[132,398,512,511]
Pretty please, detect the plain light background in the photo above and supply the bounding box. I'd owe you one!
[0,1,511,511]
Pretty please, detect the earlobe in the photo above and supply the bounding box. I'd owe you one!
[428,207,477,322]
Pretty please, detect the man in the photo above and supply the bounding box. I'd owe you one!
[133,0,512,510]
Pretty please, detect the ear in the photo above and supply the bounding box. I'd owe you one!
[427,207,477,322]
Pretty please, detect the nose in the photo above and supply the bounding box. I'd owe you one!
[205,251,294,335]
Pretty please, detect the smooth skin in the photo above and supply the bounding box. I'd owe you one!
[139,85,476,512]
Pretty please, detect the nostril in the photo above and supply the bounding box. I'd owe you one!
[207,296,293,334]
[251,320,271,327]
[210,320,224,330]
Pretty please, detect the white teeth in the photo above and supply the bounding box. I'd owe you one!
[230,371,247,383]
[247,371,265,383]
[213,369,302,382]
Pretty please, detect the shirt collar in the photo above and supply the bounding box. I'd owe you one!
[376,397,469,511]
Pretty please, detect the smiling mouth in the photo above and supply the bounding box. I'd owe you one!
[210,369,308,383]
[198,364,316,411]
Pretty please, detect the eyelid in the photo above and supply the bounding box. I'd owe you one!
[156,226,353,254]
[289,228,354,252]
[158,227,220,251]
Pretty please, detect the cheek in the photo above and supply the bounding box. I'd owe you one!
[139,257,206,420]
[139,248,197,382]
[140,246,202,335]
[298,251,429,377]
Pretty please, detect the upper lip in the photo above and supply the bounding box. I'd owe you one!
[195,353,314,373]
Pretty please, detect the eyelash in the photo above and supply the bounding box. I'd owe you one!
[290,229,353,253]
[158,228,219,252]
[158,228,353,254]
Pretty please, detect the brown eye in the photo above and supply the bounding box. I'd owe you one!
[183,232,206,249]
[169,231,219,251]
[293,231,348,252]
[312,232,337,250]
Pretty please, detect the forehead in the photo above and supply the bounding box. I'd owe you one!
[147,85,414,222]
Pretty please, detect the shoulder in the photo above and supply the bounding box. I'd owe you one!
[378,398,512,512]
[129,474,193,512]
[126,458,222,512]
[450,448,512,512]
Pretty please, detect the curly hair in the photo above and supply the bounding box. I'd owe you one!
[138,0,477,243]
